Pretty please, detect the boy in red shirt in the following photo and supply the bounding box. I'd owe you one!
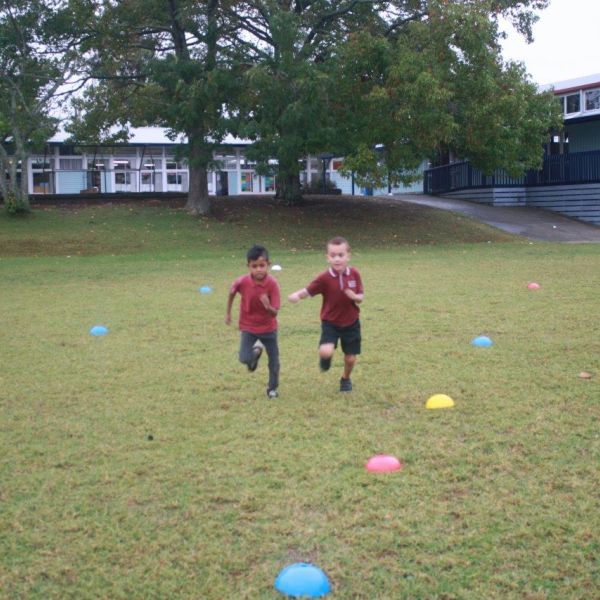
[288,236,364,392]
[226,245,281,398]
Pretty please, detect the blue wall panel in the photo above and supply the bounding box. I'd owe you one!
[57,171,87,194]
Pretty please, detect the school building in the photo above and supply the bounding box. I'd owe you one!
[23,129,424,199]
[424,73,600,225]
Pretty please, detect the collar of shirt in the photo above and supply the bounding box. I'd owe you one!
[328,266,351,290]
[249,275,268,286]
[328,267,350,277]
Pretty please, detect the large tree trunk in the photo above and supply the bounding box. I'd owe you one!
[1,151,30,214]
[185,137,211,216]
[19,157,31,210]
[276,152,303,204]
[276,172,302,205]
[186,163,210,215]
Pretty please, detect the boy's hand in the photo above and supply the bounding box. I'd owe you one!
[288,292,300,303]
[225,314,232,325]
[259,294,271,309]
[344,288,363,303]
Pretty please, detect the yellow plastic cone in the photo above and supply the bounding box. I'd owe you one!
[426,394,455,409]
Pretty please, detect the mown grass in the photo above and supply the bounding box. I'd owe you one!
[1,197,599,599]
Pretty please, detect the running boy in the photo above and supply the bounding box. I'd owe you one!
[226,245,280,399]
[288,236,364,392]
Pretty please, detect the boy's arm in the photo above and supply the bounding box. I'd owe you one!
[344,289,363,303]
[288,288,309,303]
[260,279,280,315]
[225,290,236,325]
[259,294,278,315]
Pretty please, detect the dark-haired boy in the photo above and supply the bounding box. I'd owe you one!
[288,236,363,392]
[226,245,281,398]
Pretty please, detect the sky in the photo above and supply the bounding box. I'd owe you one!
[500,0,600,86]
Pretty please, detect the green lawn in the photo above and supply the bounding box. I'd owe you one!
[1,197,599,599]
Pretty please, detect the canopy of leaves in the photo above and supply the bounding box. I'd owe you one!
[0,0,86,211]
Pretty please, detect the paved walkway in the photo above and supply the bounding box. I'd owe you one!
[387,194,600,242]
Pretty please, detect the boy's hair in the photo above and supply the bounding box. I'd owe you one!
[247,244,269,262]
[326,236,350,251]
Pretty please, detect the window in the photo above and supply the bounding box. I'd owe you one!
[33,172,52,193]
[263,176,275,192]
[241,172,253,192]
[60,158,83,170]
[564,93,580,114]
[166,160,184,170]
[31,158,53,170]
[240,157,256,168]
[59,145,81,156]
[167,173,183,185]
[141,172,154,184]
[114,159,131,170]
[332,159,344,171]
[585,89,600,111]
[115,172,131,184]
[88,159,108,170]
[142,159,161,169]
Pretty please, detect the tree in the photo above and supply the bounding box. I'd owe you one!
[0,0,84,213]
[69,0,242,215]
[231,0,383,203]
[234,0,559,198]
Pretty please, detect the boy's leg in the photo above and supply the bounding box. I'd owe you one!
[339,320,361,392]
[343,353,357,379]
[239,331,261,371]
[319,321,338,371]
[319,343,335,371]
[259,331,280,393]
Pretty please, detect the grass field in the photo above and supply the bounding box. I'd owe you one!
[1,196,599,599]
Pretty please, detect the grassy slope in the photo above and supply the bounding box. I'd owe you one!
[1,198,599,599]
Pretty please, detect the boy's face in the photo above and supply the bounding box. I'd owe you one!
[248,255,269,280]
[326,242,350,273]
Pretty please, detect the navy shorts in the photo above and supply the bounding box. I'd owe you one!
[320,319,361,355]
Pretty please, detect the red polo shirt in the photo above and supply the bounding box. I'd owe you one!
[230,274,280,333]
[306,266,363,327]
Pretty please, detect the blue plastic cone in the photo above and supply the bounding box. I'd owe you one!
[471,335,493,347]
[275,563,331,598]
[90,325,108,336]
[199,285,212,294]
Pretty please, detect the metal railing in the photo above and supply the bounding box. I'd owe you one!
[424,150,600,194]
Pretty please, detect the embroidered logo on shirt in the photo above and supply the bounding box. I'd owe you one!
[348,280,356,288]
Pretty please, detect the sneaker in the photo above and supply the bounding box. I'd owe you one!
[339,377,353,392]
[248,341,263,372]
[267,388,279,399]
[319,356,332,372]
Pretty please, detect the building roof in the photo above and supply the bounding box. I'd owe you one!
[540,73,600,94]
[48,126,250,147]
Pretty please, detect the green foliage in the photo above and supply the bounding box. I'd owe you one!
[232,0,559,198]
[3,190,30,215]
[0,0,82,203]
[67,0,243,213]
[333,1,561,185]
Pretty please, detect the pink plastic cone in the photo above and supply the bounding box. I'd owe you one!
[527,282,540,290]
[365,455,403,473]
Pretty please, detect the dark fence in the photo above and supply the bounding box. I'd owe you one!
[424,150,600,194]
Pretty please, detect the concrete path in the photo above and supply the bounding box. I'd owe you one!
[387,194,600,242]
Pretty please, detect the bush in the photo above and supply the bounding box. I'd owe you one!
[3,191,30,215]
[301,177,340,194]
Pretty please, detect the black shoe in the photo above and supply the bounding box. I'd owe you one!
[248,342,263,372]
[319,356,332,372]
[267,388,279,399]
[339,377,352,392]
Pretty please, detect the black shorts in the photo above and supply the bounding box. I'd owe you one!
[320,319,361,355]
